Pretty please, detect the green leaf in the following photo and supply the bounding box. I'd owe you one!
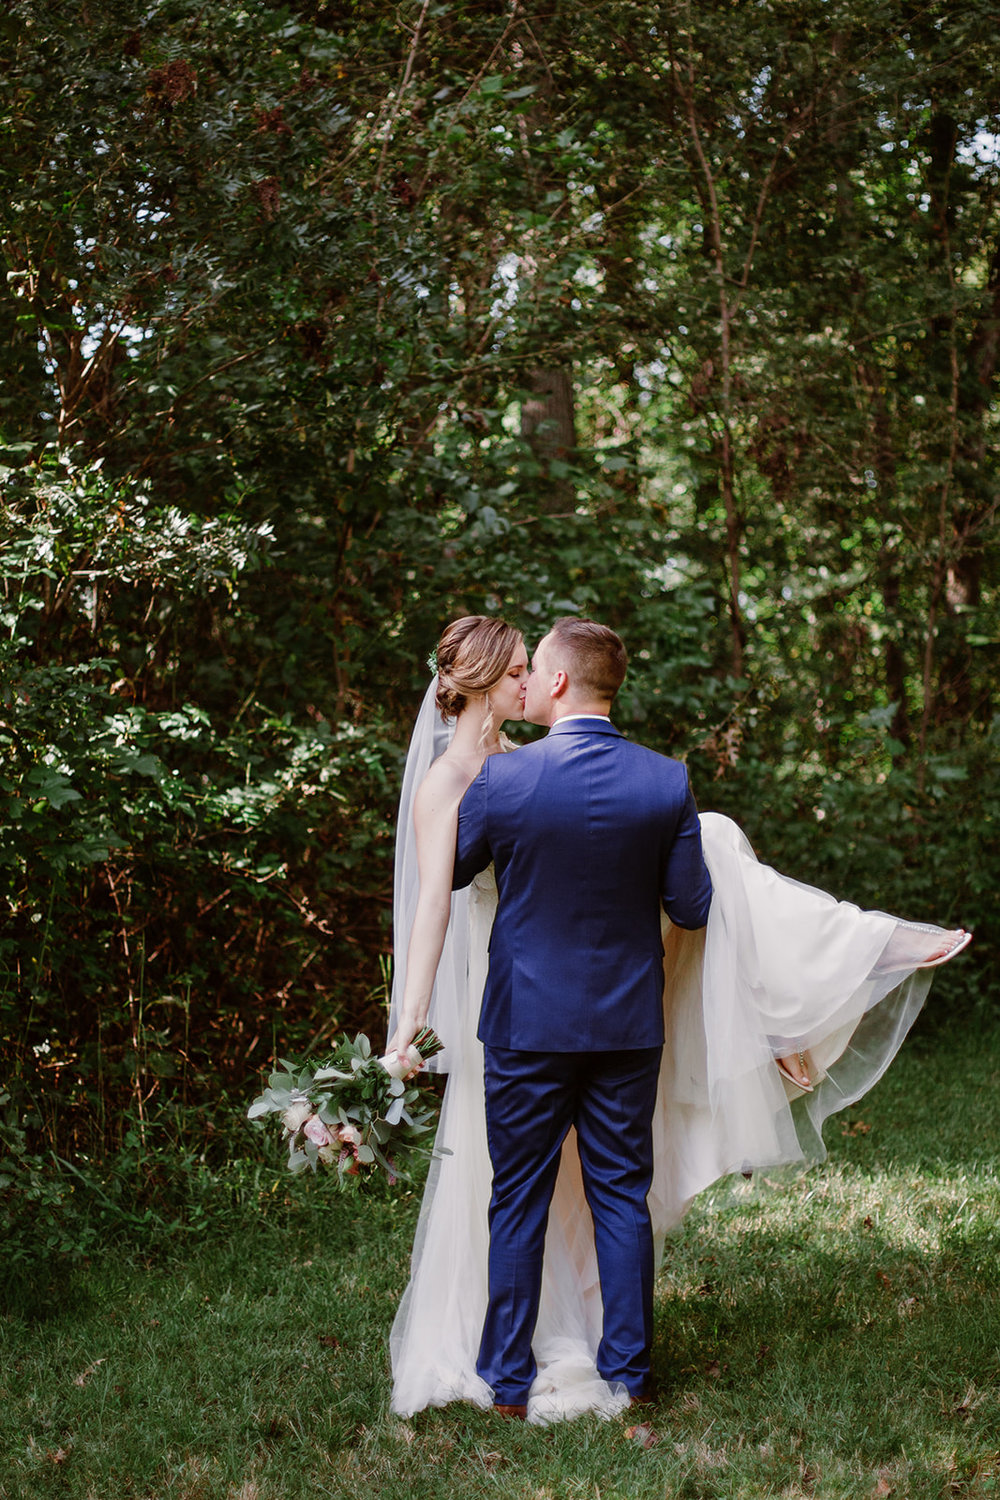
[25,769,81,809]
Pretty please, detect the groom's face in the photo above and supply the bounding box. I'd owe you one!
[523,634,557,726]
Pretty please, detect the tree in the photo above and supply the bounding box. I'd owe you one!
[1,0,996,1163]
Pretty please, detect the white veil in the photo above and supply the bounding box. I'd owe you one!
[386,679,470,1073]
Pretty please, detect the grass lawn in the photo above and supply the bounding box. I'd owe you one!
[3,1020,999,1500]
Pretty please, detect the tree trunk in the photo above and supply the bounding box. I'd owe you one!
[520,365,577,509]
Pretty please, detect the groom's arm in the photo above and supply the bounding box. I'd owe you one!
[661,775,713,929]
[453,765,492,889]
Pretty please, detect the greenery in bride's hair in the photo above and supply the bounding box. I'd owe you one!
[247,1031,443,1188]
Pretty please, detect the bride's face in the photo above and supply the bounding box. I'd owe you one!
[489,640,529,724]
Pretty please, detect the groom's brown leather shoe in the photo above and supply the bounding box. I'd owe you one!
[494,1402,528,1420]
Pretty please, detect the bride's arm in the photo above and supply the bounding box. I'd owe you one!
[389,763,466,1062]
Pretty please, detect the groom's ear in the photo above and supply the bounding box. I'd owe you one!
[550,669,569,699]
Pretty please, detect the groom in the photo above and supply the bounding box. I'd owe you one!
[453,617,713,1415]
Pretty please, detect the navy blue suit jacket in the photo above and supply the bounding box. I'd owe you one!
[453,717,712,1052]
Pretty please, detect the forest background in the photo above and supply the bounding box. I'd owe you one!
[1,0,998,1253]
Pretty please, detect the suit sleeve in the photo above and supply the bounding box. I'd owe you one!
[661,774,713,929]
[452,764,492,890]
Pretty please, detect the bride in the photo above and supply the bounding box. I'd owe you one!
[387,615,971,1425]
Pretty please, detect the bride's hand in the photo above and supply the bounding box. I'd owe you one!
[384,1025,421,1080]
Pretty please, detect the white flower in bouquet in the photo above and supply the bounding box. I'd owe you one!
[246,1028,444,1188]
[281,1096,313,1134]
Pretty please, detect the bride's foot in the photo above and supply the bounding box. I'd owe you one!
[875,927,972,974]
[776,1051,813,1093]
[916,928,972,968]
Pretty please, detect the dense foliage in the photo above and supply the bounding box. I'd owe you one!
[1,0,997,1222]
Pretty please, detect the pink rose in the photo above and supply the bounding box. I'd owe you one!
[303,1115,333,1147]
[337,1123,363,1150]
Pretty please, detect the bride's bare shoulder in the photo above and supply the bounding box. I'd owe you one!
[414,749,479,817]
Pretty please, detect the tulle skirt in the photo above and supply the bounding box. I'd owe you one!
[390,813,941,1423]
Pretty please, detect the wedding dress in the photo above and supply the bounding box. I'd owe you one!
[387,688,952,1424]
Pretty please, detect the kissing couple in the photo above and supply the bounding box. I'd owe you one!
[386,615,970,1425]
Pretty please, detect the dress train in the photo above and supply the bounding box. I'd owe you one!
[390,813,948,1423]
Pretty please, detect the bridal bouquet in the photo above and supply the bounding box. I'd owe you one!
[247,1028,444,1188]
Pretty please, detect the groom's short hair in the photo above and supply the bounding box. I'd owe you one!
[548,618,627,702]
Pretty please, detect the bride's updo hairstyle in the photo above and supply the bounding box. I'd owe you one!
[548,617,628,704]
[435,615,522,720]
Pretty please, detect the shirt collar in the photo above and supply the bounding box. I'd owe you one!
[546,715,622,738]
